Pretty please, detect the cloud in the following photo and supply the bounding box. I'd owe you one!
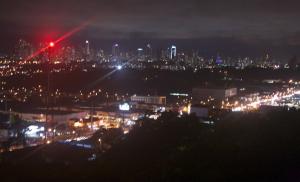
[1,0,300,43]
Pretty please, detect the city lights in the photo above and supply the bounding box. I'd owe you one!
[117,65,122,70]
[1,1,300,181]
[119,103,130,111]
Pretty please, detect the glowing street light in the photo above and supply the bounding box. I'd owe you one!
[117,65,122,70]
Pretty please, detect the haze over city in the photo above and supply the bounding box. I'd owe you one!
[1,0,300,181]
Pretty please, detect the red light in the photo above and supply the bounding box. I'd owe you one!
[49,42,55,47]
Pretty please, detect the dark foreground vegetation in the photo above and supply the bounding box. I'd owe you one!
[1,109,300,181]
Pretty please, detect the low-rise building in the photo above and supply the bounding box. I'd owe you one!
[131,95,166,105]
[190,105,209,118]
[192,87,237,102]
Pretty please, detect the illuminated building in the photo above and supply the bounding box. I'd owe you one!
[145,43,152,57]
[14,39,34,60]
[85,40,90,55]
[170,45,176,59]
[215,55,223,65]
[59,46,75,63]
[112,43,120,57]
[131,95,166,105]
[192,87,237,102]
[137,48,143,57]
[85,40,91,61]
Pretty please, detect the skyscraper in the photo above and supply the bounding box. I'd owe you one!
[15,39,34,60]
[170,45,176,59]
[145,43,152,57]
[137,48,143,57]
[215,55,223,65]
[112,44,120,57]
[84,40,91,61]
[85,40,90,55]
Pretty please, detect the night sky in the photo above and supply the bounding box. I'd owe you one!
[1,0,300,57]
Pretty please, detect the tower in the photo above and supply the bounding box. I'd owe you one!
[112,43,120,57]
[170,45,176,59]
[85,40,90,55]
[137,48,143,57]
[145,43,152,57]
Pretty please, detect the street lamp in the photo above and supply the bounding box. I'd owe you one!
[117,65,122,70]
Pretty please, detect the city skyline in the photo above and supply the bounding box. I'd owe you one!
[1,1,300,181]
[1,0,300,58]
[2,38,300,60]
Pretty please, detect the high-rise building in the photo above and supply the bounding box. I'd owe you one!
[170,45,176,59]
[85,40,91,61]
[137,48,143,57]
[161,49,169,60]
[71,47,76,61]
[215,55,223,65]
[85,40,90,55]
[59,46,74,63]
[96,49,104,58]
[112,44,120,57]
[15,39,34,60]
[145,43,152,57]
[96,49,105,62]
